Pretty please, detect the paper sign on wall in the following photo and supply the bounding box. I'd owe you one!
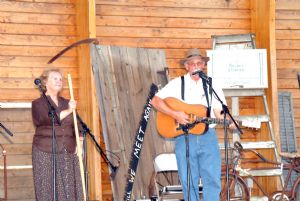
[206,49,268,89]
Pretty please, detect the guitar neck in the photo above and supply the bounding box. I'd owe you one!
[196,117,231,125]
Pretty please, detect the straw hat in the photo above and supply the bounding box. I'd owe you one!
[180,48,209,65]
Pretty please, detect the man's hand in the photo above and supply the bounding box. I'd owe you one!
[173,111,189,125]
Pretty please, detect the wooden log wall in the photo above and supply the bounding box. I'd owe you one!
[276,0,300,150]
[0,0,79,200]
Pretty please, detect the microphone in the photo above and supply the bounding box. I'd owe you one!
[192,70,210,82]
[34,78,42,87]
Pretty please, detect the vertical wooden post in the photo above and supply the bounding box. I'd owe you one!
[76,0,102,200]
[251,0,280,193]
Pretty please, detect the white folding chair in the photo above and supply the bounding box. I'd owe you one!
[149,153,203,201]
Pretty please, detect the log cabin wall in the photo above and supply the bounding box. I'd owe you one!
[276,0,300,151]
[0,0,79,200]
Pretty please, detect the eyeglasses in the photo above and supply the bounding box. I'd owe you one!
[187,61,205,67]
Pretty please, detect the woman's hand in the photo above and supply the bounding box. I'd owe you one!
[60,100,77,120]
[68,100,77,112]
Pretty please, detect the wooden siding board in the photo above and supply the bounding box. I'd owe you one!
[96,26,250,39]
[96,16,251,29]
[0,11,75,25]
[0,89,75,101]
[277,49,300,60]
[0,67,78,78]
[0,1,75,14]
[276,0,300,10]
[276,39,300,49]
[0,34,76,46]
[276,19,300,29]
[0,45,77,57]
[0,56,77,68]
[96,5,251,19]
[0,78,79,89]
[276,30,300,40]
[96,0,250,9]
[277,59,300,69]
[276,10,300,20]
[98,37,213,49]
[0,23,76,36]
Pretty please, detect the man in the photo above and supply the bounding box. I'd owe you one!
[151,48,235,201]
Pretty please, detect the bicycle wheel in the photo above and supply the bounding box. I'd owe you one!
[220,173,250,201]
[292,177,300,201]
[270,191,290,201]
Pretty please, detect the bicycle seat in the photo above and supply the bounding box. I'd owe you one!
[280,152,300,159]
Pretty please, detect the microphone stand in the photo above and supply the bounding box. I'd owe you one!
[37,86,60,201]
[195,71,242,201]
[76,113,119,198]
[0,122,13,201]
[0,123,14,137]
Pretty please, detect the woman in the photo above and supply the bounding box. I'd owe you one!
[31,69,84,201]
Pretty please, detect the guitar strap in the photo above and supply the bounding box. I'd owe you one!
[202,78,211,117]
[181,76,185,101]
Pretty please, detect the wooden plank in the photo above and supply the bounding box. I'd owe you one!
[276,10,300,20]
[276,0,300,10]
[276,39,300,49]
[293,98,300,108]
[0,132,33,144]
[0,67,79,78]
[276,30,300,40]
[0,45,77,57]
[0,34,77,46]
[276,49,300,60]
[0,23,76,36]
[277,59,300,69]
[0,77,79,89]
[96,5,250,19]
[277,68,299,77]
[0,89,77,101]
[0,109,31,122]
[98,37,213,48]
[0,1,75,14]
[277,78,299,89]
[0,155,32,166]
[0,169,33,178]
[0,56,77,68]
[96,26,250,39]
[22,0,74,3]
[276,20,300,30]
[2,144,32,155]
[0,11,75,25]
[0,176,33,188]
[6,187,34,200]
[96,16,250,29]
[96,0,250,8]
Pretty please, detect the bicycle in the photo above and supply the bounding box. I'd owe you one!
[270,152,300,201]
[220,141,250,201]
[232,142,300,201]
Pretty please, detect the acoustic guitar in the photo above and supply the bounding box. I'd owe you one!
[156,97,259,138]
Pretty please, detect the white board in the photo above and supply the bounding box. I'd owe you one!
[207,49,268,89]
